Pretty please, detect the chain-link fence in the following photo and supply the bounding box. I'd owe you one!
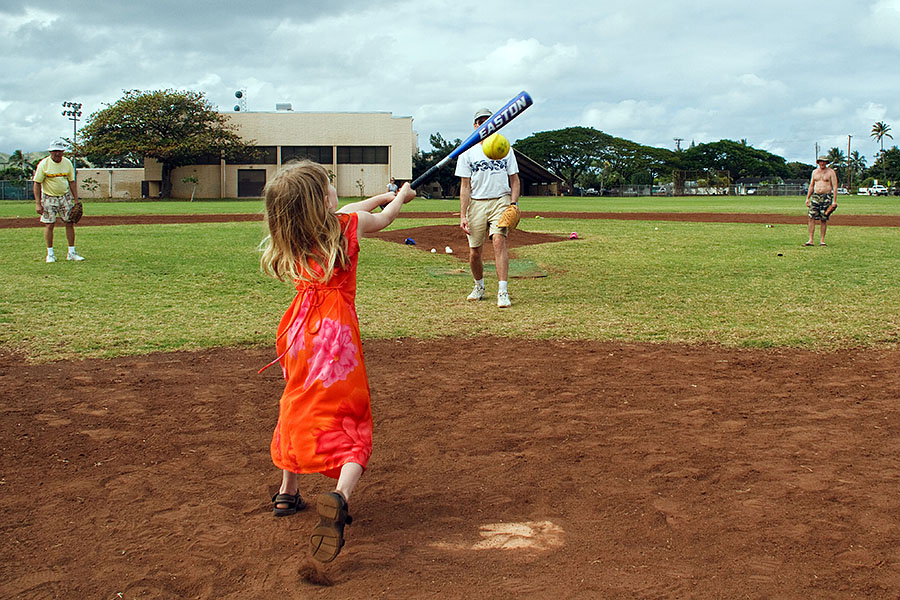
[0,180,32,200]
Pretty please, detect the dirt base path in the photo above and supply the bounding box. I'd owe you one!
[2,339,899,599]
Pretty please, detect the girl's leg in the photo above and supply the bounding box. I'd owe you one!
[311,462,362,562]
[273,469,302,514]
[335,462,363,501]
[280,469,299,495]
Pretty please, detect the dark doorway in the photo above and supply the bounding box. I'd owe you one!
[237,169,266,197]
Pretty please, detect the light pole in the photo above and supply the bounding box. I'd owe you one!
[61,101,82,145]
[61,100,82,172]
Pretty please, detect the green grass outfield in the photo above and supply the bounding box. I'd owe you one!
[2,200,899,361]
[3,194,900,218]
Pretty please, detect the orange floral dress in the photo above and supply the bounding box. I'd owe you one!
[266,213,373,479]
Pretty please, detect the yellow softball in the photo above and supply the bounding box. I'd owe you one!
[482,133,510,160]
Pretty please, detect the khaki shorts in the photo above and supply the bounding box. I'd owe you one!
[808,192,835,222]
[466,194,511,248]
[40,192,76,224]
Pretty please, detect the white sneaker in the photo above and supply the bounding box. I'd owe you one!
[467,285,485,301]
[497,291,511,308]
[67,252,85,261]
[46,254,56,263]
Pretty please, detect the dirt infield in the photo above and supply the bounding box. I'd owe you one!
[368,224,567,261]
[2,212,899,598]
[2,339,900,599]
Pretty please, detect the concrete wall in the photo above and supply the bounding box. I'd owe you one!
[170,164,224,199]
[334,164,392,198]
[76,168,143,199]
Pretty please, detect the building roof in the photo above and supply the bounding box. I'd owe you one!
[514,150,563,184]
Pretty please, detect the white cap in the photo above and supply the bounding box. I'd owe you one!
[48,139,67,151]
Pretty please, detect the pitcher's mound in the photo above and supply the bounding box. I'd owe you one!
[368,224,566,261]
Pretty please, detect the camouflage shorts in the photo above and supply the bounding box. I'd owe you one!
[808,192,835,221]
[40,192,76,224]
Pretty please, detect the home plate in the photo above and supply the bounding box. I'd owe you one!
[430,521,564,552]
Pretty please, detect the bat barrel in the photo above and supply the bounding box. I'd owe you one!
[410,91,533,190]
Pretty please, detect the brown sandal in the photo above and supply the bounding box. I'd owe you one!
[309,492,353,562]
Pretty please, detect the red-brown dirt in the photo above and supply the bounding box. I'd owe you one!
[2,341,899,599]
[2,212,899,599]
[368,225,566,261]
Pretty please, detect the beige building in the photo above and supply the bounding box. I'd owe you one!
[140,110,416,199]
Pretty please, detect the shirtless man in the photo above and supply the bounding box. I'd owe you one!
[804,155,838,246]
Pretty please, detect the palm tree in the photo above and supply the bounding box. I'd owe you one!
[6,150,35,183]
[826,147,846,169]
[871,121,893,180]
[847,151,866,191]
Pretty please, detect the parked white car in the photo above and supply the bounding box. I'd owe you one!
[858,185,889,196]
[836,187,849,195]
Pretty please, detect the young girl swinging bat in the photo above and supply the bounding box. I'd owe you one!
[259,160,414,562]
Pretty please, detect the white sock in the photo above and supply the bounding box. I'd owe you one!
[498,280,508,293]
[475,278,484,289]
[47,248,55,256]
[68,246,76,254]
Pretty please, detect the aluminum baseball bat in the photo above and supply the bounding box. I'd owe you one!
[411,91,533,190]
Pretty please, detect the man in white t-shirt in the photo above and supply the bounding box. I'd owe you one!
[33,139,84,262]
[455,108,520,308]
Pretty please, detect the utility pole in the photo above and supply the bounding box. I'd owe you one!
[847,135,853,193]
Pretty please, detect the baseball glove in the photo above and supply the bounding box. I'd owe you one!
[497,204,520,230]
[825,203,837,217]
[68,202,83,224]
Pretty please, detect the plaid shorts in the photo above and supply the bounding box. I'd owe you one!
[808,192,835,222]
[40,192,76,224]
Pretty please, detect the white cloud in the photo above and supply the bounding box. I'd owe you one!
[2,0,900,162]
[471,38,579,87]
[0,6,58,35]
[864,0,900,42]
[583,100,668,133]
[855,102,890,123]
[793,98,850,118]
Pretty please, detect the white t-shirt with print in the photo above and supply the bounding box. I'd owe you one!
[454,145,518,199]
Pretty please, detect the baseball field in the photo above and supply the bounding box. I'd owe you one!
[1,196,899,598]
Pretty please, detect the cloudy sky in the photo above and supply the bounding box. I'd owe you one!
[2,0,898,164]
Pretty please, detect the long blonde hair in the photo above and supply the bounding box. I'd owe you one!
[260,161,349,283]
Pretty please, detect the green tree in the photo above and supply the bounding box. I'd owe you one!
[846,151,866,190]
[513,126,675,192]
[785,161,815,180]
[866,146,900,184]
[181,175,199,201]
[826,147,846,169]
[871,121,893,181]
[513,127,609,191]
[412,133,462,197]
[4,150,36,183]
[78,89,252,197]
[677,140,790,180]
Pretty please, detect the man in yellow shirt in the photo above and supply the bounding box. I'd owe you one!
[33,139,84,262]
